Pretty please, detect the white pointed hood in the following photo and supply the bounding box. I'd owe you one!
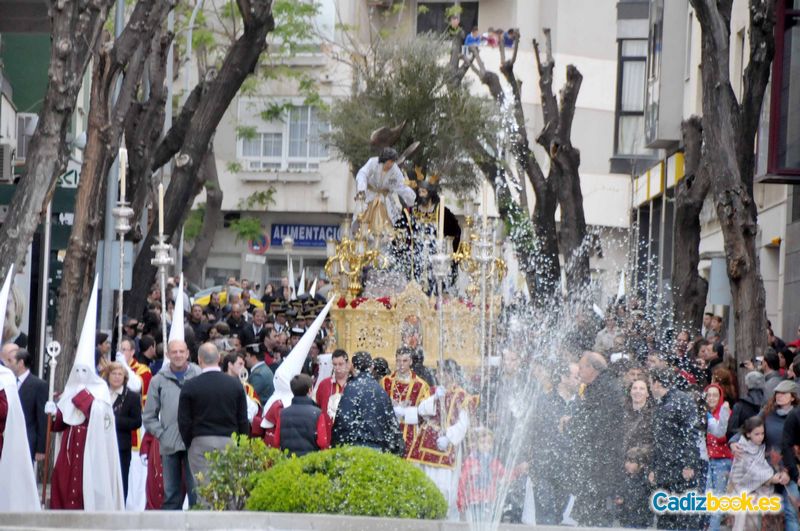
[309,277,318,299]
[616,271,626,301]
[58,275,111,425]
[287,257,296,301]
[297,269,306,297]
[0,264,40,512]
[168,274,185,344]
[265,299,333,411]
[0,265,16,389]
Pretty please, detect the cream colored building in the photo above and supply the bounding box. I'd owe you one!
[627,0,800,338]
[204,0,635,305]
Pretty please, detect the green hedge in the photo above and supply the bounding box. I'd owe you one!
[246,446,447,519]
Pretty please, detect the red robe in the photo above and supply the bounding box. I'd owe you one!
[314,377,345,440]
[251,400,283,446]
[457,452,507,512]
[50,389,94,510]
[381,372,429,456]
[139,432,164,510]
[0,389,7,457]
[406,386,478,468]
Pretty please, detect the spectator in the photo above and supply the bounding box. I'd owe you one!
[246,346,275,404]
[503,28,516,48]
[371,357,390,380]
[411,348,436,388]
[649,367,701,530]
[727,371,765,439]
[0,345,47,461]
[702,312,714,338]
[457,428,511,521]
[482,27,498,47]
[142,339,201,509]
[187,304,210,343]
[273,374,329,457]
[221,352,260,422]
[593,314,622,355]
[178,343,249,506]
[762,349,784,398]
[614,447,651,528]
[102,361,142,500]
[332,352,404,454]
[95,332,111,373]
[464,26,481,47]
[704,383,733,531]
[570,351,625,527]
[623,378,653,459]
[729,417,788,531]
[712,366,738,403]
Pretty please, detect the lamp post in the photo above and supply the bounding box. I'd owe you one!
[151,182,173,345]
[283,235,295,300]
[113,146,134,344]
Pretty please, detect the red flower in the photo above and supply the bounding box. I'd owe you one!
[337,297,347,308]
[376,297,392,309]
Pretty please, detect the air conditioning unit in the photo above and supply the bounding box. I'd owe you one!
[0,144,14,181]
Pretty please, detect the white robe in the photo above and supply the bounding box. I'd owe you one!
[416,394,470,521]
[0,366,40,511]
[355,157,416,224]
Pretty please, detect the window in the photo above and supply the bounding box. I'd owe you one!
[239,105,330,172]
[685,12,693,80]
[416,2,478,36]
[614,39,650,155]
[16,113,37,161]
[768,0,800,175]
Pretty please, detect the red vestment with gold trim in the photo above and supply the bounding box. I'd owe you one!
[407,386,477,468]
[381,372,429,456]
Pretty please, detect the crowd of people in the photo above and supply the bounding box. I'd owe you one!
[5,269,800,529]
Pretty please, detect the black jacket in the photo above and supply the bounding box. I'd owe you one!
[18,373,48,458]
[112,387,142,452]
[279,396,322,457]
[240,324,267,355]
[652,387,701,488]
[178,369,249,447]
[569,369,625,499]
[332,371,404,455]
[727,388,764,440]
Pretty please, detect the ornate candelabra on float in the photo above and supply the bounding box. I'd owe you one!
[324,217,383,300]
[151,182,173,343]
[112,146,134,344]
[41,340,60,506]
[430,200,452,431]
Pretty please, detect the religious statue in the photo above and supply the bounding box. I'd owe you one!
[354,147,416,238]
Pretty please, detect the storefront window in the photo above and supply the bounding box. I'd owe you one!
[770,0,800,175]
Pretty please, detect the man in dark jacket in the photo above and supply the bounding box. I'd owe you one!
[650,367,701,530]
[332,351,404,455]
[178,342,249,506]
[727,370,765,439]
[274,374,328,456]
[1,346,48,461]
[570,351,625,527]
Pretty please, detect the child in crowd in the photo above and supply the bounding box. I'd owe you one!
[273,374,329,457]
[614,447,651,528]
[457,427,526,521]
[728,416,788,531]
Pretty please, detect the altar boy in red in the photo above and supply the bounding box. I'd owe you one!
[381,347,430,456]
[48,277,124,510]
[407,359,477,519]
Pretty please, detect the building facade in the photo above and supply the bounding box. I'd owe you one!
[621,0,800,338]
[206,0,633,305]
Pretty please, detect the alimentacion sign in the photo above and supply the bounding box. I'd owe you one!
[270,223,341,248]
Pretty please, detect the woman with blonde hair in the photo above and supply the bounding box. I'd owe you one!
[102,361,141,500]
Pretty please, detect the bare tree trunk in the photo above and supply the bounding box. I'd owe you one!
[672,117,710,334]
[0,0,113,283]
[689,0,775,363]
[53,1,175,388]
[184,148,223,286]
[125,0,276,320]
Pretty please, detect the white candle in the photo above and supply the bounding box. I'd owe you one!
[438,195,445,239]
[118,147,127,203]
[158,182,164,236]
[482,181,488,225]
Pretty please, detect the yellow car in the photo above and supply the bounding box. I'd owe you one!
[192,286,265,310]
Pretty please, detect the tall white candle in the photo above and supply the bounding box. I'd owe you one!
[438,195,445,239]
[118,147,127,203]
[482,181,488,225]
[158,182,164,236]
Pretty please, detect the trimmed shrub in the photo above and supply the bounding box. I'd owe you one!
[195,434,286,510]
[246,446,447,519]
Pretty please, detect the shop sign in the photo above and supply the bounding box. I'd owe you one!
[270,223,341,248]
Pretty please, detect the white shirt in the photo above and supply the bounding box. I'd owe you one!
[16,369,30,387]
[202,366,222,374]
